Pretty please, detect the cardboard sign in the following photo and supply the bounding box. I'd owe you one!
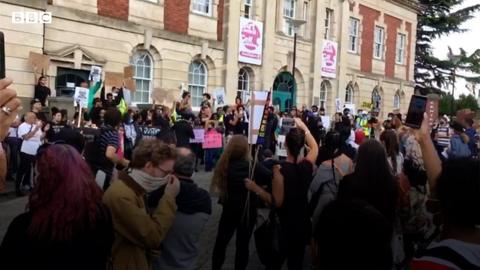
[89,66,102,82]
[28,52,50,74]
[152,88,165,103]
[74,87,89,108]
[190,128,205,143]
[124,66,134,78]
[105,72,124,89]
[123,66,136,92]
[203,131,222,149]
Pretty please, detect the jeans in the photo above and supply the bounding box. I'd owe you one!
[212,206,256,270]
[5,137,21,181]
[204,149,219,171]
[16,152,35,193]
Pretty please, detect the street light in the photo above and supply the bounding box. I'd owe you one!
[289,18,306,77]
[447,49,461,117]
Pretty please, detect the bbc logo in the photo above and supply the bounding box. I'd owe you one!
[12,11,52,24]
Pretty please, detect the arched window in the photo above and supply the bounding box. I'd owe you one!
[319,80,329,109]
[393,91,401,110]
[345,83,354,104]
[188,61,207,108]
[132,52,153,103]
[237,68,251,104]
[372,87,382,110]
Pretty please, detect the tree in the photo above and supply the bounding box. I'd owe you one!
[415,0,480,95]
[456,94,480,111]
[439,93,479,116]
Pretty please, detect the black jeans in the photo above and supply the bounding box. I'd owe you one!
[16,152,35,192]
[266,228,307,270]
[5,137,21,180]
[212,205,256,270]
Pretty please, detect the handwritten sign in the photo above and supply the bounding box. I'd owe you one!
[203,131,222,149]
[124,66,136,92]
[28,52,50,74]
[190,128,205,143]
[138,126,161,140]
[213,88,226,106]
[105,72,124,89]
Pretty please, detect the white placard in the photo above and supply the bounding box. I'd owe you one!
[66,82,75,88]
[344,103,356,115]
[89,66,102,82]
[321,40,338,78]
[74,87,89,108]
[335,98,342,112]
[320,116,331,131]
[213,88,226,106]
[248,91,269,144]
[238,17,263,65]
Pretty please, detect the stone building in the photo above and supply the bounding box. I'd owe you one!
[0,0,420,117]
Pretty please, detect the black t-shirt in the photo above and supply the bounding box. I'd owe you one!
[34,111,48,125]
[278,159,314,241]
[46,122,67,142]
[34,85,51,106]
[224,114,234,136]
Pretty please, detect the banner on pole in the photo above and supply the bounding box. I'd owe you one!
[238,17,263,65]
[248,91,270,144]
[321,40,338,78]
[256,91,271,146]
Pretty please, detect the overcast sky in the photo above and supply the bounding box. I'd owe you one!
[431,0,480,97]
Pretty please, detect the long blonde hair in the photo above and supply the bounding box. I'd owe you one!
[211,135,250,199]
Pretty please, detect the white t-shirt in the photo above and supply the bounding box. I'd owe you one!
[18,123,43,155]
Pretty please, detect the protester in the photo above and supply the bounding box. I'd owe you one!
[45,110,68,142]
[103,140,180,270]
[234,105,248,136]
[101,86,122,108]
[411,113,480,269]
[16,112,44,196]
[123,110,141,160]
[265,106,279,154]
[179,91,192,114]
[85,108,129,190]
[380,129,404,176]
[309,131,353,228]
[465,118,478,158]
[245,118,318,269]
[0,144,114,270]
[447,121,471,159]
[211,135,258,270]
[30,98,47,124]
[5,116,21,182]
[313,199,393,270]
[201,93,212,108]
[34,75,51,107]
[173,114,194,148]
[153,148,212,270]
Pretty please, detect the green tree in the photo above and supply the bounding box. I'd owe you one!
[438,93,479,116]
[439,93,455,115]
[456,94,480,111]
[415,0,480,95]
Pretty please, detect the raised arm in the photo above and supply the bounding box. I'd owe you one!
[294,117,318,165]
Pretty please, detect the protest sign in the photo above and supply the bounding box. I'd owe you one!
[74,87,89,108]
[124,66,134,78]
[152,88,165,104]
[276,117,295,157]
[138,125,162,140]
[123,66,136,91]
[213,88,226,106]
[320,116,331,131]
[88,66,102,82]
[28,52,50,74]
[190,128,205,143]
[105,72,124,89]
[248,91,269,144]
[203,131,223,149]
[256,92,271,146]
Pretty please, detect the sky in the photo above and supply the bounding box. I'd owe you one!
[431,0,480,97]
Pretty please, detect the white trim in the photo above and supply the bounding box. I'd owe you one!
[188,60,208,110]
[131,52,153,104]
[396,33,406,65]
[192,0,212,16]
[373,25,385,60]
[348,17,360,53]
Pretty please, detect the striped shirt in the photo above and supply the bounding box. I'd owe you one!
[411,239,480,270]
[98,127,119,176]
[437,125,451,147]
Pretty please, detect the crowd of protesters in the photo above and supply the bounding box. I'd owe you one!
[0,75,479,270]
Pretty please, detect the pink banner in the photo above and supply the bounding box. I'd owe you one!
[203,131,222,149]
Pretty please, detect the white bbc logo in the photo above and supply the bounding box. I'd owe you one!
[12,11,52,24]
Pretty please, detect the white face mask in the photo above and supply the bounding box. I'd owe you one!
[129,169,169,193]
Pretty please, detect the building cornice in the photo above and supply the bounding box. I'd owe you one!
[0,0,47,10]
[386,0,423,13]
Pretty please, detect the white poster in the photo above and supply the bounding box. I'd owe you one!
[89,66,102,82]
[74,87,89,108]
[320,116,331,131]
[213,88,226,106]
[344,103,356,115]
[248,91,269,144]
[335,98,342,112]
[321,40,338,78]
[238,17,263,65]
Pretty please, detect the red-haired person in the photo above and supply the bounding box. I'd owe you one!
[0,144,114,270]
[103,140,180,270]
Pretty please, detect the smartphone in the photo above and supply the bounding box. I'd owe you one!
[405,95,427,129]
[0,31,5,79]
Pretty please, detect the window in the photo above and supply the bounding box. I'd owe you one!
[396,33,406,64]
[345,83,353,104]
[393,91,401,109]
[319,80,329,109]
[192,0,211,15]
[284,0,296,36]
[237,68,251,104]
[188,61,207,108]
[348,18,359,53]
[324,8,333,40]
[243,0,253,18]
[372,87,381,110]
[132,52,153,103]
[374,26,385,59]
[55,67,89,96]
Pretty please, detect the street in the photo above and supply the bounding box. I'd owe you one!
[0,170,265,270]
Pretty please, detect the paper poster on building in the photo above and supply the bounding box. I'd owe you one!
[213,88,226,106]
[89,66,102,82]
[238,17,263,65]
[321,40,338,78]
[74,87,89,108]
[335,98,342,112]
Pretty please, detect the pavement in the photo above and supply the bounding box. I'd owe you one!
[0,169,265,270]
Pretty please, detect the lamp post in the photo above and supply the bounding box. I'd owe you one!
[447,50,461,117]
[290,18,306,76]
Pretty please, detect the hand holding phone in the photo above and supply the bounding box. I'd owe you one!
[405,95,427,129]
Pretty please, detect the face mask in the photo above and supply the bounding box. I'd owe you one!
[129,169,169,193]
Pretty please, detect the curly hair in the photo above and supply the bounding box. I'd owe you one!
[130,140,176,169]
